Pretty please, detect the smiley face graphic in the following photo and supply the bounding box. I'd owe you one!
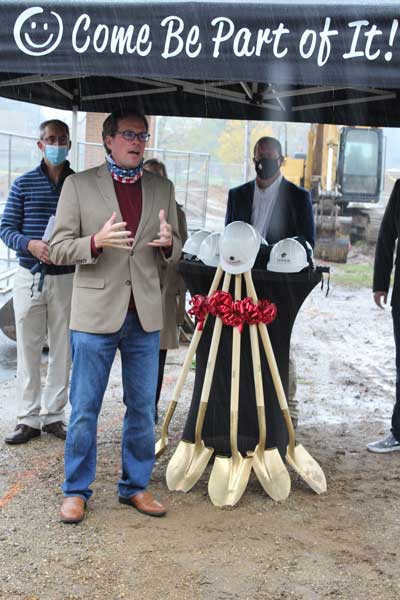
[14,7,63,56]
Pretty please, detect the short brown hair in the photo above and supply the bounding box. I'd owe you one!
[102,110,149,154]
[39,119,70,139]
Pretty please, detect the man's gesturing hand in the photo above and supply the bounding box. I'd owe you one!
[28,240,51,264]
[148,209,173,248]
[94,212,134,250]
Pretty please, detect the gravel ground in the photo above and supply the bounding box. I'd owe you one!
[1,261,399,600]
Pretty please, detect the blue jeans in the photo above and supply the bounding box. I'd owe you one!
[62,312,160,501]
[392,306,400,441]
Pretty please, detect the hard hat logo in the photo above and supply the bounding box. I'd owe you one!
[219,221,260,275]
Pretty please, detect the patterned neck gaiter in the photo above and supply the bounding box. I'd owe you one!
[106,154,144,184]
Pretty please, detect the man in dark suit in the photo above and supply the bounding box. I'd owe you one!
[368,180,400,453]
[225,136,315,428]
[225,136,315,248]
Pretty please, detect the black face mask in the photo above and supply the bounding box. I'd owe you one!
[255,157,280,180]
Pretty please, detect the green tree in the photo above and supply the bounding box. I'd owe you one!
[216,120,245,164]
[156,116,226,156]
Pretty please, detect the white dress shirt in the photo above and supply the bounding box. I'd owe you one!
[251,175,282,240]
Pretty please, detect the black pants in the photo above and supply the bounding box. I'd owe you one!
[155,349,168,411]
[392,306,400,440]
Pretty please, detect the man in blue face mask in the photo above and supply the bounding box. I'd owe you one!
[225,136,315,248]
[0,119,74,444]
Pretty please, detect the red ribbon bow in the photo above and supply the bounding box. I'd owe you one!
[208,290,233,316]
[241,297,261,325]
[221,299,244,332]
[257,299,277,325]
[189,291,277,332]
[188,294,209,330]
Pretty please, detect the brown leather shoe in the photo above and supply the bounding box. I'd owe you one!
[60,497,86,524]
[5,424,41,445]
[119,491,167,517]
[42,421,67,440]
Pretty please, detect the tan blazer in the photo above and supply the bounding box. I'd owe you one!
[49,163,181,334]
[159,204,188,350]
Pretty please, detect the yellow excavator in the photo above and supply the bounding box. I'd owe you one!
[281,124,385,262]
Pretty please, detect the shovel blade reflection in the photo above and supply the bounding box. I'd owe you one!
[252,446,291,502]
[166,440,214,492]
[208,455,253,507]
[155,437,167,458]
[286,443,327,495]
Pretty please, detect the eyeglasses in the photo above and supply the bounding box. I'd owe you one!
[42,136,69,145]
[113,130,150,142]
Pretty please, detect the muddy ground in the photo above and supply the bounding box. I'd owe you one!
[1,251,399,600]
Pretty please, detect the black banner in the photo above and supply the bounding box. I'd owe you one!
[1,1,400,87]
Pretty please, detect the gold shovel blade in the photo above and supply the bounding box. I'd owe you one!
[208,454,253,507]
[155,437,167,458]
[285,443,327,495]
[166,440,214,492]
[252,446,291,502]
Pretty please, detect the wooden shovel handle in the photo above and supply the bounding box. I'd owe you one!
[159,266,224,442]
[194,270,231,445]
[245,274,267,451]
[244,271,296,449]
[229,274,242,457]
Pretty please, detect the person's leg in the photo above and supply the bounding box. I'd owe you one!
[62,329,118,501]
[391,305,400,441]
[41,273,73,426]
[155,349,167,422]
[12,268,47,429]
[118,312,160,499]
[367,305,400,452]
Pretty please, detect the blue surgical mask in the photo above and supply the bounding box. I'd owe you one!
[44,145,69,166]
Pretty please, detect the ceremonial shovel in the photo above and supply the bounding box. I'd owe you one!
[166,271,232,492]
[155,266,223,458]
[245,272,291,502]
[244,271,327,495]
[208,274,253,507]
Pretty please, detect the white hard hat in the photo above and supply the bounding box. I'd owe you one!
[255,230,268,247]
[198,232,221,267]
[219,221,260,274]
[293,236,314,267]
[267,238,309,273]
[182,229,213,258]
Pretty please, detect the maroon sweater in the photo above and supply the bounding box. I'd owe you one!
[91,179,142,311]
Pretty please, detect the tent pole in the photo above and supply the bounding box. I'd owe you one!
[153,115,159,150]
[244,120,250,181]
[70,105,78,171]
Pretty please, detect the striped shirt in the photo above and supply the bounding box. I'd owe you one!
[0,160,75,274]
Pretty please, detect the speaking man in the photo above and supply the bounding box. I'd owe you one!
[50,109,181,523]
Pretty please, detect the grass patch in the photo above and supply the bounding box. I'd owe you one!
[331,263,374,288]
